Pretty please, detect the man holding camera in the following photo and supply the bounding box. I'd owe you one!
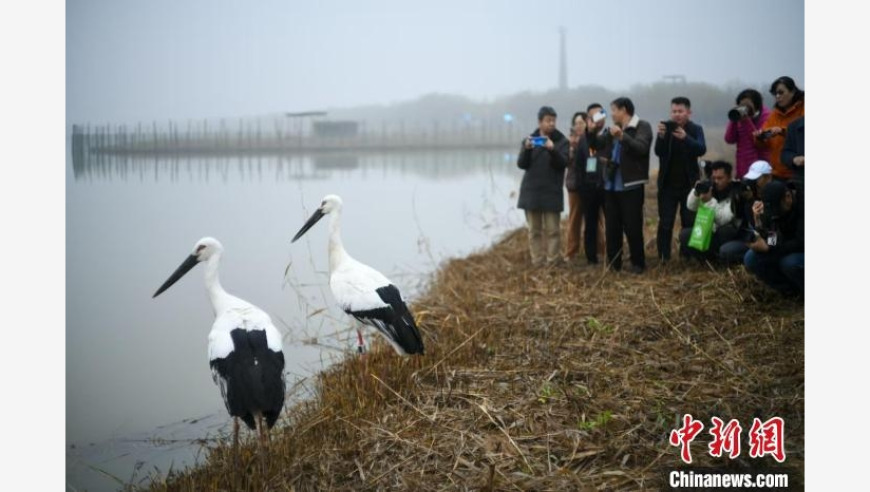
[743,180,804,296]
[517,106,570,267]
[718,160,774,265]
[654,97,707,263]
[599,97,653,274]
[573,103,609,265]
[678,161,738,261]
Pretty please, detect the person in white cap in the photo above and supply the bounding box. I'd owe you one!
[718,160,773,265]
[743,160,773,188]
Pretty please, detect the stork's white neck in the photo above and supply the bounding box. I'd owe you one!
[203,253,233,315]
[328,209,350,273]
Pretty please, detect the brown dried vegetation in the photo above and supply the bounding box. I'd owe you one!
[148,221,804,491]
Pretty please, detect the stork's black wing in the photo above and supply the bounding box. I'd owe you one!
[209,328,286,429]
[347,285,424,355]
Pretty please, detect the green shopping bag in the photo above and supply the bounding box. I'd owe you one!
[688,205,715,252]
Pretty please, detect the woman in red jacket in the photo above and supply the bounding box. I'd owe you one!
[724,88,771,179]
[755,76,804,180]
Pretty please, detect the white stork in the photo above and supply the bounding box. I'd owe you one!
[152,237,285,449]
[291,195,425,356]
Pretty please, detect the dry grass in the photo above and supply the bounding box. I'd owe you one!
[147,185,804,492]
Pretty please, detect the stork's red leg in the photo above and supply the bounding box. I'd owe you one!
[357,328,366,354]
[233,417,240,451]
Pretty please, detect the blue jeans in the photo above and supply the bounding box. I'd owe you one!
[719,240,749,266]
[743,250,804,295]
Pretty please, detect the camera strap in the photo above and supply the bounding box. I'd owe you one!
[767,231,778,247]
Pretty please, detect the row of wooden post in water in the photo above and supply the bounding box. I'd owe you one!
[71,117,531,155]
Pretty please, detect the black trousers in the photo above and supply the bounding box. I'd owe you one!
[605,186,645,270]
[679,224,740,261]
[579,187,606,263]
[657,186,694,260]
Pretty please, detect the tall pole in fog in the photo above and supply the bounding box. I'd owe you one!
[559,26,567,91]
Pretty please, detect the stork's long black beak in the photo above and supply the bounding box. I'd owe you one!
[292,209,325,243]
[153,254,200,298]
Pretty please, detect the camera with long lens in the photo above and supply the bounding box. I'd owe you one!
[728,105,751,122]
[739,178,756,199]
[756,202,779,246]
[694,180,712,195]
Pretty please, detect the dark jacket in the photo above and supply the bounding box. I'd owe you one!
[566,136,579,192]
[654,120,706,189]
[572,135,606,191]
[766,189,804,256]
[517,128,570,212]
[781,117,804,189]
[607,115,653,188]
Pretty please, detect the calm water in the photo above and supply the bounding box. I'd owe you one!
[66,147,527,490]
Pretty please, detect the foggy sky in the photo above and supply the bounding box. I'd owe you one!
[66,0,804,125]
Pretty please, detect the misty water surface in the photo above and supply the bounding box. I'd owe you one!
[66,147,526,490]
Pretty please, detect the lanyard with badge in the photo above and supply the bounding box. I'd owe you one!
[587,146,598,173]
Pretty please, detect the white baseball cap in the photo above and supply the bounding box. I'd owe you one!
[744,160,772,180]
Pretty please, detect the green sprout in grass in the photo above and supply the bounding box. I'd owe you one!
[586,317,614,335]
[537,382,556,404]
[577,410,614,431]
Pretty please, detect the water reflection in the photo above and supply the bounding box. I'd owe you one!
[313,153,359,170]
[67,146,525,492]
[71,142,518,183]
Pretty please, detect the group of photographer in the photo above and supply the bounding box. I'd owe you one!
[723,76,804,295]
[518,97,653,273]
[516,75,804,297]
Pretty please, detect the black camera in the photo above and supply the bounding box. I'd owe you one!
[694,180,712,195]
[760,201,778,229]
[739,178,757,198]
[728,105,751,122]
[660,120,678,134]
[757,129,774,140]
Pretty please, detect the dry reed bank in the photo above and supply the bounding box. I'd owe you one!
[148,223,804,491]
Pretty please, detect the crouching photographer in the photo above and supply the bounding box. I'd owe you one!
[678,161,738,261]
[718,160,774,265]
[743,180,804,296]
